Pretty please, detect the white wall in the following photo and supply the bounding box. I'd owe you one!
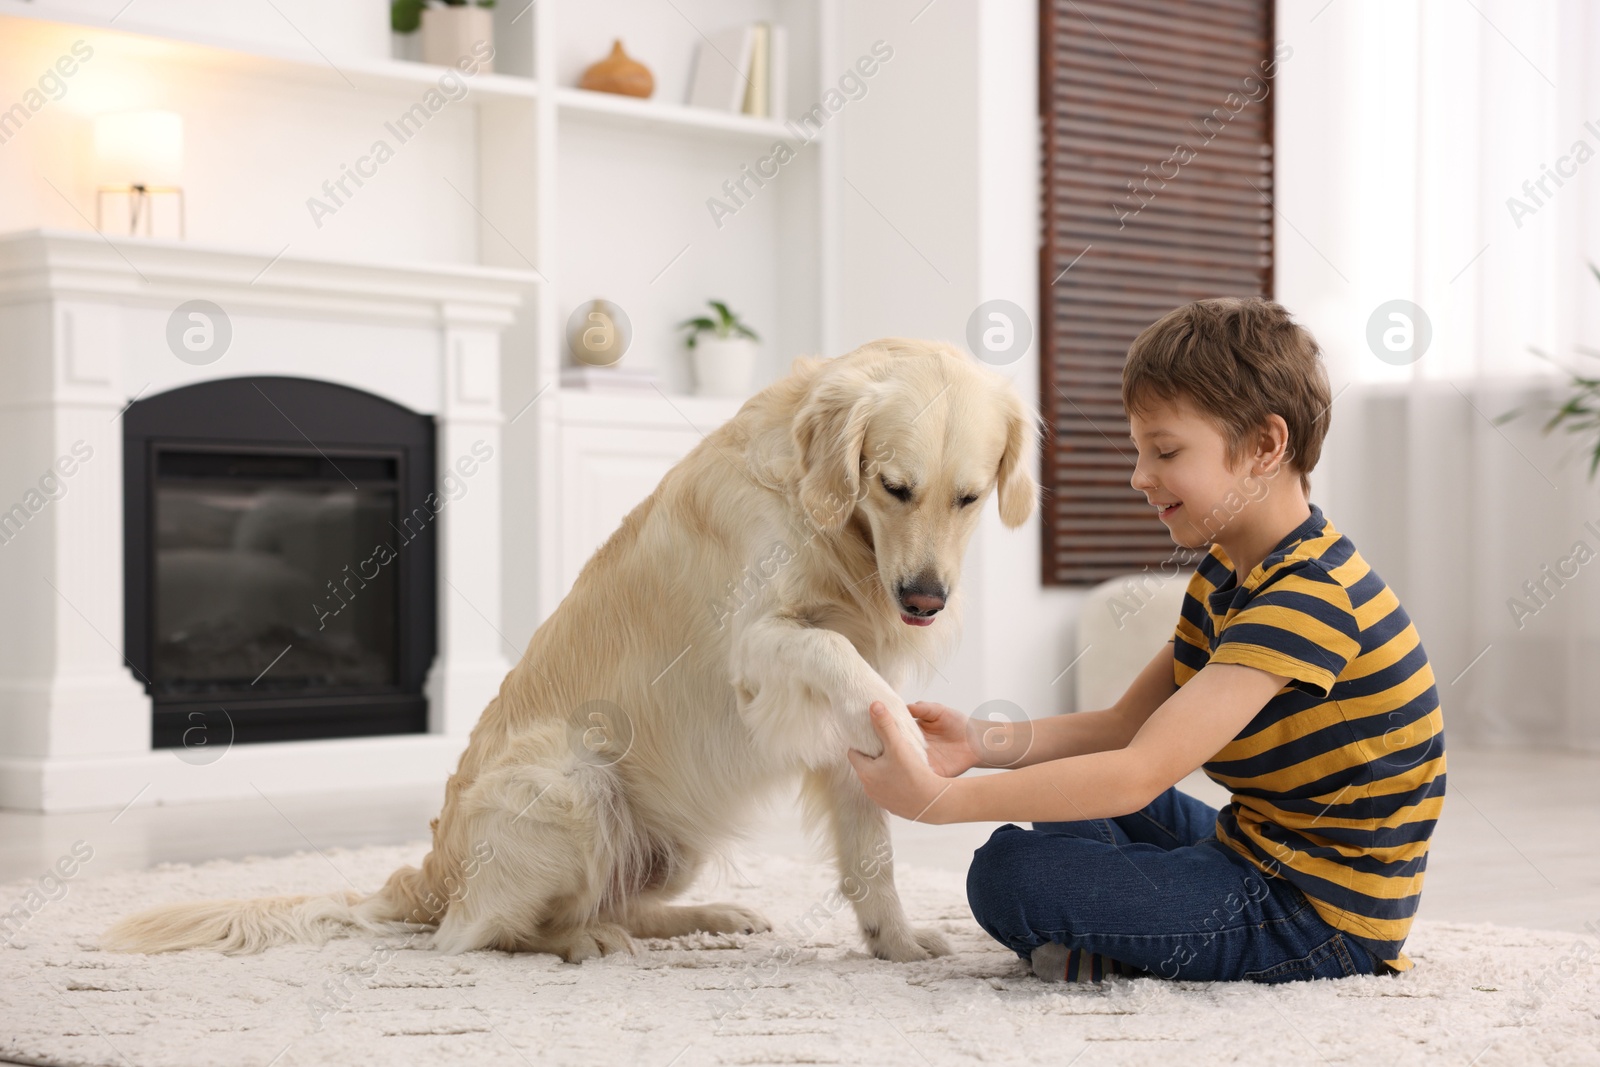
[964,0,1096,724]
[833,0,1087,721]
[835,1,979,347]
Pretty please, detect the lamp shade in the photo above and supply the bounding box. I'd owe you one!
[93,110,184,187]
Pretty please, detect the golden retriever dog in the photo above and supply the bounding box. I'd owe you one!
[103,337,1038,964]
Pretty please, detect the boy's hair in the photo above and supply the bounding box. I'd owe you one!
[1121,297,1330,497]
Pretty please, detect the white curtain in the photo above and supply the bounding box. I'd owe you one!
[1327,380,1600,752]
[1276,0,1600,750]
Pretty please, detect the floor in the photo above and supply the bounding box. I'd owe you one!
[3,745,1597,938]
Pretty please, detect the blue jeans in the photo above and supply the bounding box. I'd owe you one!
[965,785,1390,983]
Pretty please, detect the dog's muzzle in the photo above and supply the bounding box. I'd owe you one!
[896,572,947,626]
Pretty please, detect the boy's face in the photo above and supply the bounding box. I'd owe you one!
[1127,396,1263,550]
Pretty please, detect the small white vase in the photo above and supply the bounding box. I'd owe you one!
[391,31,422,63]
[691,336,757,398]
[421,5,494,71]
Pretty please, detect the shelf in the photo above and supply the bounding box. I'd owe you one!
[0,5,538,103]
[556,87,794,143]
[553,385,747,433]
[315,54,538,102]
[0,6,829,122]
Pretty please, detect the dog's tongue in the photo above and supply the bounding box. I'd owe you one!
[899,612,935,627]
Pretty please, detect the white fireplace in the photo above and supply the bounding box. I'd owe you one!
[0,229,539,812]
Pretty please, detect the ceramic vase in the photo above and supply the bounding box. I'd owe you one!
[692,336,757,397]
[421,5,494,71]
[580,39,653,98]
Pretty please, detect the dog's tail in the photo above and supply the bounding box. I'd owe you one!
[100,862,439,955]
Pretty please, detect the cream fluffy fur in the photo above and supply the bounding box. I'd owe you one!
[102,338,1039,965]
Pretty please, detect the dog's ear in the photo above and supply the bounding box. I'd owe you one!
[995,388,1039,529]
[793,366,880,532]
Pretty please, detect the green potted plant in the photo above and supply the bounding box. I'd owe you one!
[391,0,495,71]
[1496,264,1600,482]
[679,299,760,398]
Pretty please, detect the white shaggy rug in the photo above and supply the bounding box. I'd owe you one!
[1,841,1596,1067]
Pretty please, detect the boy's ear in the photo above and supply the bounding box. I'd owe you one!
[1253,414,1293,475]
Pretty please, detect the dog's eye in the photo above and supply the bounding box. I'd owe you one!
[956,494,979,508]
[880,476,913,502]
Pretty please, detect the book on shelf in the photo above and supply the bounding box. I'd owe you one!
[560,364,663,392]
[686,22,786,119]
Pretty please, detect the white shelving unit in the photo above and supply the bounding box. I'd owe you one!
[555,85,791,140]
[0,0,839,640]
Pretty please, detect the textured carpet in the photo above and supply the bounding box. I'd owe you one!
[1,841,1596,1067]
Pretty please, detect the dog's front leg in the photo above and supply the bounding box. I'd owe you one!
[799,761,953,962]
[731,614,925,770]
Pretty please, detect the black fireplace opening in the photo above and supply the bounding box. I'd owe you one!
[125,377,437,747]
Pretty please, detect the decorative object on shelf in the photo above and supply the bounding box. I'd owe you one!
[560,364,662,392]
[686,22,786,117]
[579,40,653,98]
[93,110,185,239]
[391,0,496,72]
[1495,263,1600,482]
[679,299,760,398]
[566,298,633,367]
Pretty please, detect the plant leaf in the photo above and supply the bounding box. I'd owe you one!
[391,0,425,32]
[1504,265,1600,483]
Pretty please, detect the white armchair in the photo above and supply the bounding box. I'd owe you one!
[1071,571,1190,713]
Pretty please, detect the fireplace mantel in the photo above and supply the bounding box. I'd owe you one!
[0,229,540,812]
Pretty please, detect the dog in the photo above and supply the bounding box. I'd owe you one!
[103,337,1039,963]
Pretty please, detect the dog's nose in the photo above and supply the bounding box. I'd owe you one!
[898,573,948,616]
[902,590,945,615]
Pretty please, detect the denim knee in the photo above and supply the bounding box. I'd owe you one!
[965,824,1029,930]
[968,823,1026,883]
[966,825,1017,902]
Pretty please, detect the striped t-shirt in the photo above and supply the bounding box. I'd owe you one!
[1172,502,1446,973]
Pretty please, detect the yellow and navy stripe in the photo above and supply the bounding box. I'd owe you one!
[1173,502,1446,973]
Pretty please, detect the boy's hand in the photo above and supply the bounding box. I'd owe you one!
[907,700,978,777]
[847,702,960,822]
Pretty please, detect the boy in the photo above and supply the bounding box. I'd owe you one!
[846,297,1446,983]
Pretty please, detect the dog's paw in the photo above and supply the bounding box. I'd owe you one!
[698,903,774,936]
[838,681,928,755]
[556,922,637,963]
[866,924,953,962]
[840,694,927,763]
[841,709,886,759]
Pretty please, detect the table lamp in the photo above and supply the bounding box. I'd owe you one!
[93,110,185,238]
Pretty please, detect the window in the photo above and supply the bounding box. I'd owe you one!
[1039,0,1277,584]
